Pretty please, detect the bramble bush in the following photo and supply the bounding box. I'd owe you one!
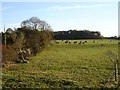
[2,45,16,63]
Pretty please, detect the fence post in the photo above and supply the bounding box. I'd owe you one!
[114,61,117,81]
[117,54,120,84]
[107,51,119,82]
[4,25,6,46]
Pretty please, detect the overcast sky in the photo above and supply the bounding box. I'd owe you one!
[1,0,119,37]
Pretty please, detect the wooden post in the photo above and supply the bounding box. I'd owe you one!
[107,51,119,82]
[114,61,117,81]
[117,54,120,84]
[115,55,119,82]
[4,25,6,46]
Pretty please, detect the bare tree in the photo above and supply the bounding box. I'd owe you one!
[20,17,51,30]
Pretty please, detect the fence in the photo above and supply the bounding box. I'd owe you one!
[106,50,119,82]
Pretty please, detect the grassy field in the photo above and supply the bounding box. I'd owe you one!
[2,39,120,89]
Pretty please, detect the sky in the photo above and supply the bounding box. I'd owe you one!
[0,0,119,37]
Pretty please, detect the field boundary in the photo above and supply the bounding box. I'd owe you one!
[106,50,119,83]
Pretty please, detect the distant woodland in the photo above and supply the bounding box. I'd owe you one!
[53,30,103,40]
[53,30,120,40]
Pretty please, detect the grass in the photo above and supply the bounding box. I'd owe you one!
[2,39,120,89]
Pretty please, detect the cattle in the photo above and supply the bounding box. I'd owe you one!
[69,42,71,44]
[56,42,59,44]
[82,42,85,44]
[101,44,104,46]
[118,42,120,45]
[93,40,95,43]
[79,41,82,44]
[85,41,87,43]
[65,41,68,43]
[74,41,77,44]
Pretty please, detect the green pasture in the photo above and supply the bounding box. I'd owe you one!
[2,39,120,89]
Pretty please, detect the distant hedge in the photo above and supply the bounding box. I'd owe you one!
[53,30,103,40]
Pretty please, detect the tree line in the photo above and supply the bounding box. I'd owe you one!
[53,30,103,40]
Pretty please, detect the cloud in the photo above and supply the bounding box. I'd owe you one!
[50,4,110,10]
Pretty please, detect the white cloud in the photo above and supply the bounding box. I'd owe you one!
[50,4,110,10]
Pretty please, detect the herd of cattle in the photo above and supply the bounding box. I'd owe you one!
[55,40,120,45]
[56,40,97,44]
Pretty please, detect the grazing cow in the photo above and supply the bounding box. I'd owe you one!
[56,42,59,44]
[101,44,104,46]
[82,42,85,44]
[79,41,82,44]
[65,41,68,43]
[69,42,71,44]
[85,41,87,43]
[74,41,77,44]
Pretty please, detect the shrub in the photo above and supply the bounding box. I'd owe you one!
[2,45,16,63]
[17,28,53,55]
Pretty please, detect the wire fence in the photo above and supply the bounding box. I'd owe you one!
[106,50,119,82]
